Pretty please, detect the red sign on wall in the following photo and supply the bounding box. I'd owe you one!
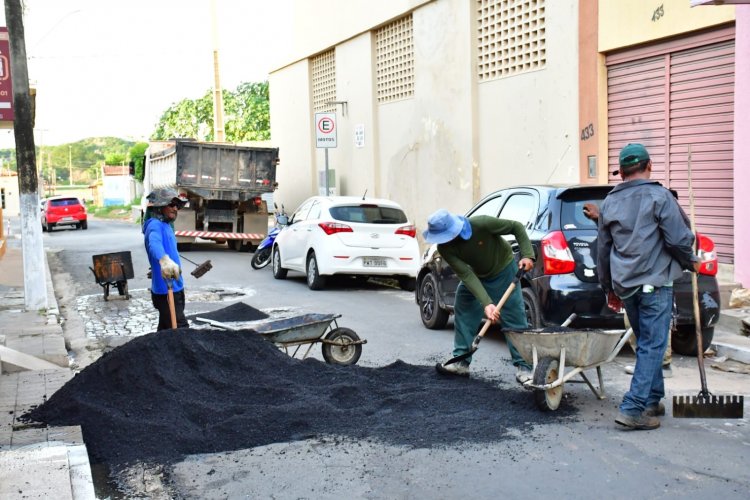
[0,27,13,123]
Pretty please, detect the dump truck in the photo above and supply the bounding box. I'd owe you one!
[142,139,279,251]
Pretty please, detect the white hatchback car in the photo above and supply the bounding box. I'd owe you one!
[271,196,420,290]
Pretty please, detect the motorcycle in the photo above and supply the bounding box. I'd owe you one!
[251,204,287,269]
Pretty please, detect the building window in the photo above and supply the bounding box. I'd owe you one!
[477,0,546,81]
[588,156,597,178]
[311,49,336,113]
[376,15,415,103]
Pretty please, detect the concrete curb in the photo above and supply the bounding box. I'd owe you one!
[711,341,750,365]
[717,308,750,334]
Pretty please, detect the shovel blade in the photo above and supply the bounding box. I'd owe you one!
[442,349,475,366]
[672,394,744,419]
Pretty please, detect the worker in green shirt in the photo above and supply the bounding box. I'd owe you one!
[423,209,535,381]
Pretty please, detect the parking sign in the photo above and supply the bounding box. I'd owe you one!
[315,112,337,148]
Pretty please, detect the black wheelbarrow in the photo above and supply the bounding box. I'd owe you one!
[89,251,135,301]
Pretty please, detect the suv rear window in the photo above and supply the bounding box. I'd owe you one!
[49,198,81,207]
[329,204,407,224]
[558,188,611,230]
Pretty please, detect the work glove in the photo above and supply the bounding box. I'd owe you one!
[159,255,181,280]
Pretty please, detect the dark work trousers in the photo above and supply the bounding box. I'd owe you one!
[151,290,189,331]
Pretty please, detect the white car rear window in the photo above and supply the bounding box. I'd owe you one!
[329,204,407,224]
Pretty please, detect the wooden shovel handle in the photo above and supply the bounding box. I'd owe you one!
[473,267,525,345]
[166,280,177,329]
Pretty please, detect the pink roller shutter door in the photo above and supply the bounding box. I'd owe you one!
[606,26,736,263]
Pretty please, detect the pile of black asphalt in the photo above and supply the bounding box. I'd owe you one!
[25,325,575,470]
[186,301,269,322]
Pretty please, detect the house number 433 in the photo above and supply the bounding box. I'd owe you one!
[580,124,594,141]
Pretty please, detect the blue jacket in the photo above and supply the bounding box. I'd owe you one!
[597,179,697,297]
[144,218,184,295]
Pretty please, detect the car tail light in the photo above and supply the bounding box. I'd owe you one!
[318,222,353,235]
[696,232,718,276]
[541,231,575,275]
[395,225,416,238]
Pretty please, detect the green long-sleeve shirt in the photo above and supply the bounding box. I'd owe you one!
[438,216,535,307]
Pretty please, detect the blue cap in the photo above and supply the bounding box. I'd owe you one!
[423,209,472,244]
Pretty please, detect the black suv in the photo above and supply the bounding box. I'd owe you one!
[415,185,721,356]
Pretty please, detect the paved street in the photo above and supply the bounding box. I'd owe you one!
[28,218,750,498]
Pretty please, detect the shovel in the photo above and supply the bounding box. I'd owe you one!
[443,267,525,366]
[672,146,743,418]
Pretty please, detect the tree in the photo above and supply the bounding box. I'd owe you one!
[151,81,270,142]
[129,142,148,182]
[105,153,126,165]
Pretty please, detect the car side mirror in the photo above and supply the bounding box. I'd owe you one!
[277,215,289,226]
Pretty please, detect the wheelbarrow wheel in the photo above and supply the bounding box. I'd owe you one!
[322,327,362,366]
[533,357,563,411]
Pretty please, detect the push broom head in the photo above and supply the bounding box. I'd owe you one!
[190,260,213,279]
[672,394,744,418]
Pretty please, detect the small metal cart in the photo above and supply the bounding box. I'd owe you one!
[505,327,633,411]
[195,313,366,365]
[89,251,134,301]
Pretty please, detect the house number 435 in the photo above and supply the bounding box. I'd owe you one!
[652,4,664,22]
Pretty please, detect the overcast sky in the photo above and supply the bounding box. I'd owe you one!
[0,0,293,148]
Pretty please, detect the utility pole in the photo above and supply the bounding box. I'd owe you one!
[68,145,72,185]
[210,0,225,142]
[4,0,47,310]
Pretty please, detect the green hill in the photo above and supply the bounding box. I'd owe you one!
[0,137,135,185]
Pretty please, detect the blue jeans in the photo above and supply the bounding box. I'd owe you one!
[452,262,530,369]
[620,286,673,415]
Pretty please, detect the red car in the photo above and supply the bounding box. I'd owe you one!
[42,196,88,231]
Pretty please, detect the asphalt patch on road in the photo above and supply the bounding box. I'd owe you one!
[24,327,576,471]
[186,301,269,323]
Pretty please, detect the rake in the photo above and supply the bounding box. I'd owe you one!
[672,146,744,418]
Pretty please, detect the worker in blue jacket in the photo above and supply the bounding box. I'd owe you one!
[143,188,189,330]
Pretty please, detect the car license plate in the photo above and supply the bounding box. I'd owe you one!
[363,257,386,268]
[60,217,74,222]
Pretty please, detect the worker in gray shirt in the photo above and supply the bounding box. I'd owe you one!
[597,143,700,431]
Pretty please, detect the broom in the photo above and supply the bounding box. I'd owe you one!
[672,145,744,418]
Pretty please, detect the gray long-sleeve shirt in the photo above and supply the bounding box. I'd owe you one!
[597,179,698,297]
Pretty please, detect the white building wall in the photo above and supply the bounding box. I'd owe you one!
[0,176,20,216]
[320,32,378,199]
[102,176,132,206]
[377,0,475,225]
[478,0,580,191]
[270,0,580,234]
[269,59,315,210]
[279,0,433,70]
